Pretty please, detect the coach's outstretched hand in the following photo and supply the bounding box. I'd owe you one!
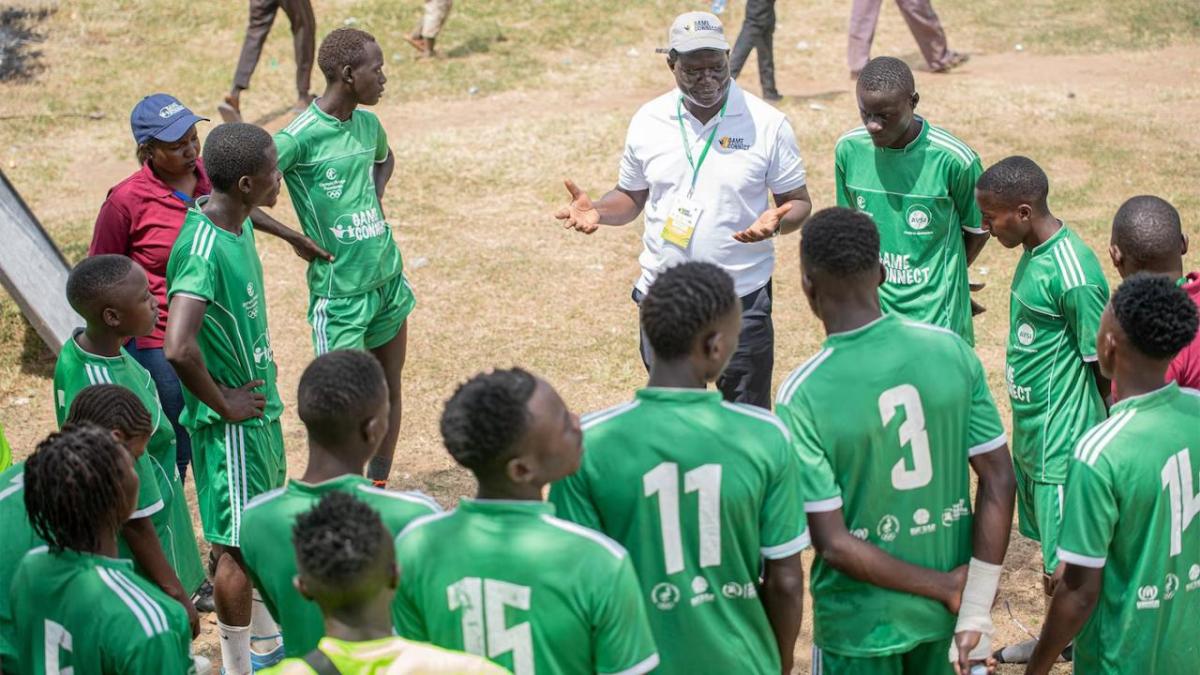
[290,235,334,263]
[555,179,601,234]
[219,380,267,422]
[733,201,794,243]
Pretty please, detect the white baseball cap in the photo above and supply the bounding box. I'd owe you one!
[662,11,729,54]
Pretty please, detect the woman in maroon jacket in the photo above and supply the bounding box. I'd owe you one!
[90,93,210,481]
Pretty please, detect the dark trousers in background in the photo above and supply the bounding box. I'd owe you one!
[233,0,316,96]
[729,0,778,97]
[634,281,775,409]
[127,342,193,482]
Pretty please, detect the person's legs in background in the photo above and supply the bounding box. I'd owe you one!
[127,342,192,482]
[847,0,884,77]
[730,0,780,100]
[280,0,316,109]
[222,0,280,120]
[406,0,453,58]
[716,281,774,409]
[894,0,967,72]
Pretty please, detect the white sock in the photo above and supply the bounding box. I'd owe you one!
[218,621,251,675]
[250,590,282,654]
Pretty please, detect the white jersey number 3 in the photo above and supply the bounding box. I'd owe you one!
[1161,449,1200,557]
[879,384,933,491]
[448,578,534,674]
[644,462,722,575]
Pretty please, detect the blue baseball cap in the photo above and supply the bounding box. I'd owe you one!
[130,94,208,145]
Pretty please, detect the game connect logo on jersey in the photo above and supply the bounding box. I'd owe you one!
[1164,574,1180,600]
[1187,564,1200,592]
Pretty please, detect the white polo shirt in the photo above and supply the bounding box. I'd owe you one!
[619,81,807,298]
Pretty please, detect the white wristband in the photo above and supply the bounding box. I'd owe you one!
[948,557,1002,663]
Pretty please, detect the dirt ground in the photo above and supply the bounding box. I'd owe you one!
[1,0,1198,672]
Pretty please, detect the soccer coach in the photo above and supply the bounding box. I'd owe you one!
[556,11,812,409]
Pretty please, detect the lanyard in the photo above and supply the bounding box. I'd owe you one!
[676,97,728,197]
[171,190,193,205]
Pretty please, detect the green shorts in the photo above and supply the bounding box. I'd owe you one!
[309,273,415,354]
[812,638,954,675]
[1015,462,1063,574]
[192,420,286,548]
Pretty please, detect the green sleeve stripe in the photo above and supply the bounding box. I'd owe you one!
[969,433,1008,457]
[1052,240,1087,289]
[394,511,453,543]
[928,127,977,159]
[1075,409,1136,466]
[805,496,843,513]
[601,653,660,675]
[776,348,834,404]
[0,473,23,502]
[762,532,811,559]
[539,514,627,559]
[581,400,640,430]
[718,401,791,441]
[1057,547,1106,568]
[928,135,971,166]
[129,499,164,519]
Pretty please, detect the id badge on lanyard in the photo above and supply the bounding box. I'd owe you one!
[661,97,727,251]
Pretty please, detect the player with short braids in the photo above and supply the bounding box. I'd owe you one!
[202,122,275,192]
[440,368,537,475]
[640,262,737,360]
[293,491,385,590]
[317,27,377,81]
[1111,273,1199,359]
[65,383,153,440]
[856,55,915,94]
[10,423,195,672]
[25,424,127,553]
[801,207,881,278]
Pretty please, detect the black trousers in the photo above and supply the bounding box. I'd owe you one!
[729,0,778,95]
[634,280,775,409]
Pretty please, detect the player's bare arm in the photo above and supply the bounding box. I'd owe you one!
[1090,361,1112,411]
[554,179,648,233]
[759,552,805,675]
[121,516,200,638]
[1025,564,1101,675]
[164,295,266,422]
[808,509,967,611]
[964,230,989,266]
[374,148,395,202]
[952,443,1017,673]
[249,208,333,262]
[732,186,812,243]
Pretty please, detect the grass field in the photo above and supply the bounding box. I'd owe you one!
[1,0,1198,671]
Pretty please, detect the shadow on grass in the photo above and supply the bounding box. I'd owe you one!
[444,32,507,59]
[0,7,53,82]
[17,318,55,379]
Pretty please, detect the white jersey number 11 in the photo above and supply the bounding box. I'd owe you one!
[644,462,722,575]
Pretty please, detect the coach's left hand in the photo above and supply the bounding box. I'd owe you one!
[733,202,794,243]
[291,235,334,263]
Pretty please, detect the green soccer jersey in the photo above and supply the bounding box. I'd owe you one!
[392,499,660,675]
[548,388,808,675]
[775,315,1007,657]
[275,103,403,299]
[10,548,194,674]
[241,475,441,658]
[1005,225,1109,483]
[166,203,283,431]
[835,119,983,345]
[52,333,206,593]
[263,636,511,675]
[1058,384,1200,674]
[0,463,43,669]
